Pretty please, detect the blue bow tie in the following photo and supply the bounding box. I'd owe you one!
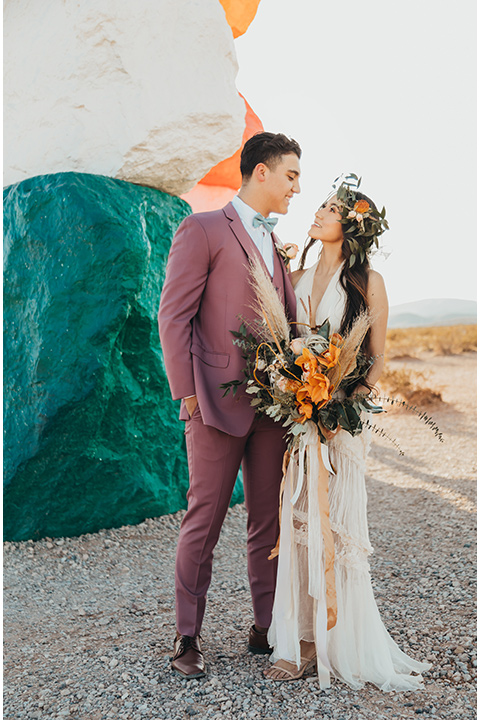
[252,213,278,233]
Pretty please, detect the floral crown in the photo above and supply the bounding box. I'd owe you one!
[333,174,389,267]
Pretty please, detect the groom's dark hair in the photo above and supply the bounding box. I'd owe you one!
[240,132,301,179]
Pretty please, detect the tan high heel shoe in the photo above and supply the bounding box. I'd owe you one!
[263,652,317,681]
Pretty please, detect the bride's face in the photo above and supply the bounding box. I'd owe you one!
[308,195,344,243]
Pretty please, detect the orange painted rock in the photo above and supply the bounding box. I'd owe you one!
[180,184,238,215]
[219,0,261,38]
[181,94,263,212]
[201,94,263,190]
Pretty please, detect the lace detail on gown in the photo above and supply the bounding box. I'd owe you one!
[267,260,431,691]
[292,507,309,546]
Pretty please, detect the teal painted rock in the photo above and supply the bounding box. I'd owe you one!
[4,172,244,541]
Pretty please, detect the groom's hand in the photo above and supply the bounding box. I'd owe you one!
[185,395,198,418]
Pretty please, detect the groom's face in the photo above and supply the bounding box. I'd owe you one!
[263,153,301,215]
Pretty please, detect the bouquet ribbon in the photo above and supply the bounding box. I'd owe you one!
[269,429,338,631]
[315,439,337,631]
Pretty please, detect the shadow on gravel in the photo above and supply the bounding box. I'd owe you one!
[368,445,476,515]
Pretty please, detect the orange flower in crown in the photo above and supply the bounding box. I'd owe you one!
[348,201,371,223]
[353,199,370,214]
[334,173,389,267]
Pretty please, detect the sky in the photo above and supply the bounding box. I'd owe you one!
[234,0,476,307]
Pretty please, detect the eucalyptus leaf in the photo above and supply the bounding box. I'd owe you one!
[290,423,306,436]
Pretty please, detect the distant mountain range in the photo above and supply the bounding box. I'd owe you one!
[388,298,477,329]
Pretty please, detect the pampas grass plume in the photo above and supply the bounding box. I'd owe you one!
[249,256,290,346]
[329,312,371,388]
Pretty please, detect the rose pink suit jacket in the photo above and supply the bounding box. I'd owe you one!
[158,202,297,434]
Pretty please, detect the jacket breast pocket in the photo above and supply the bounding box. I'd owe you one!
[191,343,230,368]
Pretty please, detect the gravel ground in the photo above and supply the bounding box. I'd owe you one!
[4,353,476,720]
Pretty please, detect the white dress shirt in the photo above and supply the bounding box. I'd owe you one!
[231,195,275,276]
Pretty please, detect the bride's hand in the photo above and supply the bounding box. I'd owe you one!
[352,383,371,397]
[319,422,340,441]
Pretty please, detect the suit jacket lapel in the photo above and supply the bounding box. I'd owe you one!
[223,202,271,278]
[272,239,285,303]
[272,231,297,325]
[223,203,297,325]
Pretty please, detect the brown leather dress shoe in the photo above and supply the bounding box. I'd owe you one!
[172,634,206,679]
[248,625,272,655]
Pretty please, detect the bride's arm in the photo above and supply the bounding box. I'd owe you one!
[354,269,389,394]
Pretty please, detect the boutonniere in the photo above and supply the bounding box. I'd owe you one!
[276,243,299,270]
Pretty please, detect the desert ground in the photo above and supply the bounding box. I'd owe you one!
[4,328,476,720]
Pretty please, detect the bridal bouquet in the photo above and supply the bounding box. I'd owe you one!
[221,257,384,450]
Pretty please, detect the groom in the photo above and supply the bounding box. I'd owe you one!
[158,132,301,678]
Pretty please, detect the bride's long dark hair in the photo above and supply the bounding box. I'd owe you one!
[299,191,377,337]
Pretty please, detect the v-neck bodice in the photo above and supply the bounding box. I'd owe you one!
[295,260,346,336]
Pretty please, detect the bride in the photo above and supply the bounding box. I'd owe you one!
[264,180,431,690]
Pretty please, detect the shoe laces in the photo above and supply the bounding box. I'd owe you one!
[178,635,199,653]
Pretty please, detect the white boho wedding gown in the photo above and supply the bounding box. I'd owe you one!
[267,261,431,690]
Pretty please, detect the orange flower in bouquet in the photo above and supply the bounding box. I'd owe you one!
[295,387,314,423]
[307,371,332,405]
[295,348,319,377]
[295,372,332,421]
[317,333,343,370]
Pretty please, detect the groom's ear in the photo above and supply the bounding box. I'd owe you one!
[253,163,268,184]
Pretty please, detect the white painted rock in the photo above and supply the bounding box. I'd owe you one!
[4,0,245,194]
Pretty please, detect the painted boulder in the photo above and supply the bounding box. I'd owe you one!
[3,171,244,540]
